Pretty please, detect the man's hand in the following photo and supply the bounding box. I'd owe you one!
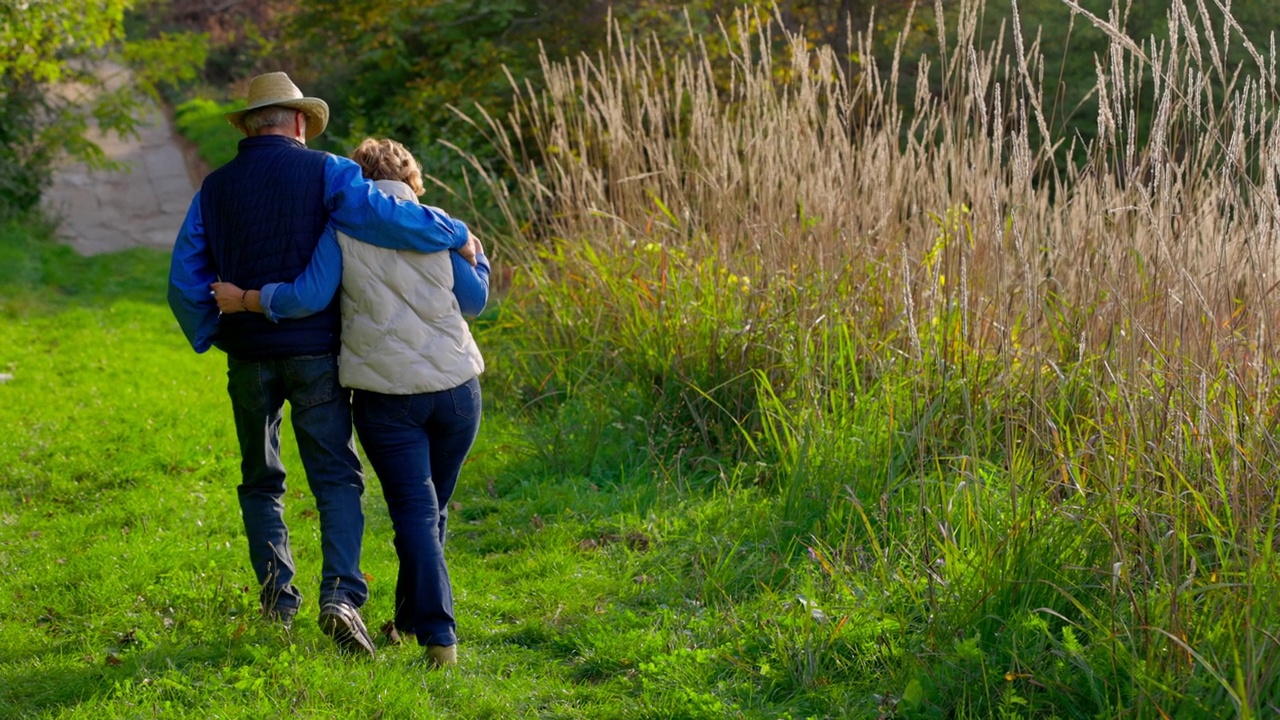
[456,231,481,266]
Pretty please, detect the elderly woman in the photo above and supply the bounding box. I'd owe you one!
[213,138,488,668]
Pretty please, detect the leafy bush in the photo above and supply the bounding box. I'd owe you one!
[173,97,242,169]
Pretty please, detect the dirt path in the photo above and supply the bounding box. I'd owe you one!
[40,64,203,256]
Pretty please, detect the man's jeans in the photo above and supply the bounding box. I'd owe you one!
[352,377,481,648]
[226,353,367,617]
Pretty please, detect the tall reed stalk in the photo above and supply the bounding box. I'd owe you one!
[454,0,1280,714]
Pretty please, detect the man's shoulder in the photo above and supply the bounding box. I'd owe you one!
[271,141,331,165]
[200,158,234,188]
[298,145,334,160]
[201,144,332,188]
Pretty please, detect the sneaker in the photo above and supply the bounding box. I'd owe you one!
[318,602,376,657]
[424,644,457,668]
[262,606,296,630]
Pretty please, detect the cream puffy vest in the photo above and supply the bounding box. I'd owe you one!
[336,179,484,394]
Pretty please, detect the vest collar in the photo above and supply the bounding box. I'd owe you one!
[237,134,307,152]
[373,179,416,202]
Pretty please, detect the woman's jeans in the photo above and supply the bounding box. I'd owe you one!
[352,377,481,647]
[226,354,367,618]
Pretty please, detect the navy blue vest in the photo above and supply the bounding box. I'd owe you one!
[200,135,340,360]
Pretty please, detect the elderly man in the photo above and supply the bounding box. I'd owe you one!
[167,72,476,657]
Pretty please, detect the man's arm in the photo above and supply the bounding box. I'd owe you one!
[452,249,490,318]
[167,194,220,353]
[324,156,474,259]
[255,226,343,321]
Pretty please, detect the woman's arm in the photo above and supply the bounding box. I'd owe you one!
[211,226,343,320]
[211,283,263,314]
[215,228,490,318]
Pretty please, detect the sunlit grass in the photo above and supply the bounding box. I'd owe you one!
[12,0,1280,715]
[0,219,894,718]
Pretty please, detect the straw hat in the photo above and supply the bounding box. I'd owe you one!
[224,72,329,141]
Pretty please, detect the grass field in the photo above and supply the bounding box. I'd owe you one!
[9,1,1280,717]
[0,220,872,719]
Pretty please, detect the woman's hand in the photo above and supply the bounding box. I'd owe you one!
[211,281,257,314]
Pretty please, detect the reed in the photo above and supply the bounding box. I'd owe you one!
[455,1,1280,714]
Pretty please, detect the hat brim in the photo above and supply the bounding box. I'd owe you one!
[225,97,329,141]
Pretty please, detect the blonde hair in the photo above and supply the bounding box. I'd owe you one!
[350,138,424,196]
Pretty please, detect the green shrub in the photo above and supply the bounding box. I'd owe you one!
[173,97,242,170]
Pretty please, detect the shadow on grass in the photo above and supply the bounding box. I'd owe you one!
[0,214,172,313]
[0,636,257,716]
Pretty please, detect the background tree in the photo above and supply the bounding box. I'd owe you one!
[87,0,1280,218]
[272,0,909,214]
[0,0,206,220]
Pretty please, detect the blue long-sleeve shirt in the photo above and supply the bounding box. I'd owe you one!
[167,154,470,353]
[258,226,490,320]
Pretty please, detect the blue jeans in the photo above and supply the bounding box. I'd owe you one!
[352,377,481,647]
[226,353,367,616]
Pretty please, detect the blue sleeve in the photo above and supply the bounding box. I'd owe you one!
[258,226,343,321]
[324,156,469,252]
[452,251,490,317]
[167,194,219,353]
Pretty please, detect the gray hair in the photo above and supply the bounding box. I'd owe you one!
[242,106,303,135]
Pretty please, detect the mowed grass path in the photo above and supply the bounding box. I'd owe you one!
[0,229,804,719]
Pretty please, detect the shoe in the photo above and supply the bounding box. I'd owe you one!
[318,602,376,657]
[262,606,296,630]
[425,644,457,668]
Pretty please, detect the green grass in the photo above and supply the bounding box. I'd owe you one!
[453,3,1280,715]
[20,0,1280,703]
[6,212,1273,716]
[0,218,911,718]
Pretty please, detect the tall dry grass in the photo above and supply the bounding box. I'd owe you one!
[453,0,1280,714]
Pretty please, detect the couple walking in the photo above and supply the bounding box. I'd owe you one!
[167,72,485,667]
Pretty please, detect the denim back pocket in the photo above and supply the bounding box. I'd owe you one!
[356,392,412,424]
[287,355,340,409]
[450,378,482,419]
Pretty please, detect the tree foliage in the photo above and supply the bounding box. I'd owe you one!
[90,0,1280,217]
[271,0,908,212]
[0,0,206,219]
